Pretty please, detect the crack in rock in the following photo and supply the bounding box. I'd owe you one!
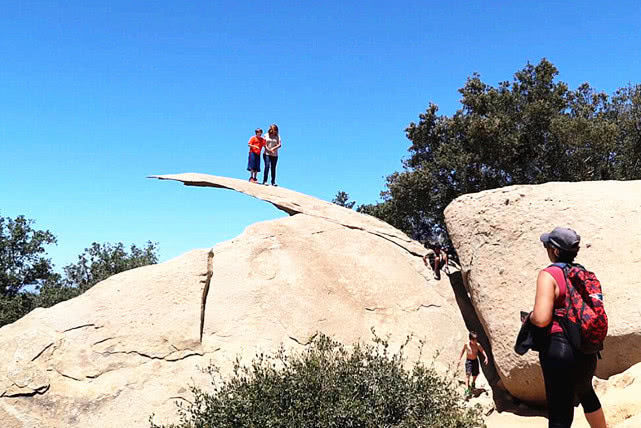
[332,223,424,260]
[367,231,424,258]
[31,342,54,362]
[2,383,50,398]
[80,348,210,381]
[166,396,192,404]
[393,304,443,313]
[165,351,203,362]
[63,323,99,333]
[92,337,116,346]
[97,349,203,362]
[414,304,442,312]
[54,369,82,382]
[86,373,105,379]
[289,332,319,346]
[200,248,215,343]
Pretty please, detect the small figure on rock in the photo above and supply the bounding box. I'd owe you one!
[458,330,488,398]
[423,243,448,280]
[262,124,282,186]
[247,128,265,183]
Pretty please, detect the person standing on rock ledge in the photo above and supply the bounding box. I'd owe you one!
[247,128,265,183]
[262,123,281,186]
[529,227,608,428]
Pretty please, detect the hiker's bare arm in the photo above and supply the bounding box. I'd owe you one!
[531,271,556,327]
[459,344,466,360]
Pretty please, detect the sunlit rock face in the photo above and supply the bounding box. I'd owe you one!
[445,180,641,404]
[0,173,465,428]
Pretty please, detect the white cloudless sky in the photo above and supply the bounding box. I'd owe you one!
[2,1,640,269]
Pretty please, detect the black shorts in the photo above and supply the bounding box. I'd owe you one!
[465,358,479,376]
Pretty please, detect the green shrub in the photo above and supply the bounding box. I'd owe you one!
[150,333,484,428]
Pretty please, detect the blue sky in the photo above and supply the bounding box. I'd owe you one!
[2,1,640,270]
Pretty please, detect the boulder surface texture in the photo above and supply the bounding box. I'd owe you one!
[0,173,465,428]
[445,180,641,404]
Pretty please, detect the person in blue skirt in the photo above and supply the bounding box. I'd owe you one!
[247,128,265,183]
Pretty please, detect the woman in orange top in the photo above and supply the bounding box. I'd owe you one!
[247,128,265,183]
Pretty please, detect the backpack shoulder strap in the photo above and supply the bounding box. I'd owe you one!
[544,263,568,309]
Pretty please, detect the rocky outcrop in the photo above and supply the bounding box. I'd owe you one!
[444,180,641,404]
[0,174,466,427]
[150,173,427,257]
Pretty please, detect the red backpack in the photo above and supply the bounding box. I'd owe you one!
[550,263,608,355]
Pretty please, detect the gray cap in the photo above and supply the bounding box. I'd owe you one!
[540,227,581,251]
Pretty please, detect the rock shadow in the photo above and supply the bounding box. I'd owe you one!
[447,271,500,385]
[447,270,546,417]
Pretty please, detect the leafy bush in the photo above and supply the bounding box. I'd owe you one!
[151,333,484,428]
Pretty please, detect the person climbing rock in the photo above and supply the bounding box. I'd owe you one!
[458,330,488,398]
[423,243,448,280]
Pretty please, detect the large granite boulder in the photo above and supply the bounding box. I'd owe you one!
[0,173,466,427]
[444,180,641,403]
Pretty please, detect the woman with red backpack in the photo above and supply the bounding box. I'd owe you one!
[530,227,607,428]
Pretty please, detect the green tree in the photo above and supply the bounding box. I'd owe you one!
[150,333,484,428]
[0,215,58,296]
[331,190,356,209]
[0,214,59,325]
[0,293,36,327]
[63,241,159,290]
[31,241,159,312]
[609,84,641,177]
[1,213,160,328]
[366,59,641,243]
[34,282,83,309]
